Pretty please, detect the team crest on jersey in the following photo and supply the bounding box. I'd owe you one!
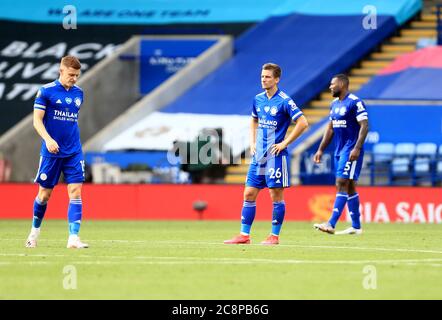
[65,97,72,104]
[270,106,278,116]
[74,97,82,108]
[339,107,347,115]
[264,106,270,113]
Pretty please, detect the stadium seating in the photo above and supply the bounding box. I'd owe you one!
[367,142,442,186]
[101,2,419,168]
[373,143,395,163]
[414,143,437,172]
[61,0,418,187]
[392,143,416,174]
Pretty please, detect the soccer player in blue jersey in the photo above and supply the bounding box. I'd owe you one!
[313,74,369,235]
[25,56,88,248]
[224,63,309,245]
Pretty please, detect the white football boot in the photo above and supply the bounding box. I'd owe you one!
[25,228,40,248]
[313,222,335,234]
[335,227,363,235]
[67,235,89,249]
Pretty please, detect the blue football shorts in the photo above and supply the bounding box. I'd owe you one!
[335,150,364,181]
[245,153,290,189]
[34,152,85,189]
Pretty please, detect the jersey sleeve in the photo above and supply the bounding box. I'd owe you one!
[354,99,368,122]
[34,87,48,111]
[251,98,258,118]
[286,99,303,122]
[80,87,84,103]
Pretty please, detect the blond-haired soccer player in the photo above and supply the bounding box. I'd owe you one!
[26,56,88,248]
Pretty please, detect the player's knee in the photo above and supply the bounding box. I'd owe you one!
[269,190,284,202]
[38,194,51,202]
[336,179,349,192]
[243,190,257,201]
[348,181,357,194]
[38,189,52,202]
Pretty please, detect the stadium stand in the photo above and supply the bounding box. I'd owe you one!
[85,0,421,184]
[1,0,437,187]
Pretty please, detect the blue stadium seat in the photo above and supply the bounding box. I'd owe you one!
[369,143,395,186]
[391,143,416,174]
[373,143,395,163]
[414,143,437,173]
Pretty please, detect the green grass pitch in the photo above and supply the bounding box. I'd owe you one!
[1,220,441,299]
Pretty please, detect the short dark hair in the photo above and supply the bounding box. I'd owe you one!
[61,56,81,70]
[262,63,282,78]
[333,74,349,88]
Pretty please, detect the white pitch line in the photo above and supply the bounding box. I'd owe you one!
[0,257,442,267]
[1,238,442,255]
[0,253,142,260]
[3,252,442,264]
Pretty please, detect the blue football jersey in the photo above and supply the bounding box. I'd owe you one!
[34,80,84,158]
[252,89,303,163]
[329,93,368,156]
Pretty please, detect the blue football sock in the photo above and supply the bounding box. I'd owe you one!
[68,198,82,235]
[32,197,47,228]
[347,193,361,229]
[271,201,285,236]
[240,200,256,235]
[328,192,348,228]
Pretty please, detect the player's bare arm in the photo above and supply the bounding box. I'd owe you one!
[271,115,309,155]
[349,119,369,161]
[314,121,334,163]
[33,109,59,154]
[250,117,258,155]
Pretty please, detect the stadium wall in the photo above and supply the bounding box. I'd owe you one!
[1,184,441,223]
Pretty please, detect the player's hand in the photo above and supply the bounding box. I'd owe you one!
[349,148,360,161]
[271,142,287,156]
[45,138,59,154]
[313,150,323,163]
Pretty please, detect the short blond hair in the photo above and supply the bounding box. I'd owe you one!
[61,56,81,70]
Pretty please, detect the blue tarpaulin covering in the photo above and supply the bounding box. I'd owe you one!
[358,47,442,100]
[162,14,398,114]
